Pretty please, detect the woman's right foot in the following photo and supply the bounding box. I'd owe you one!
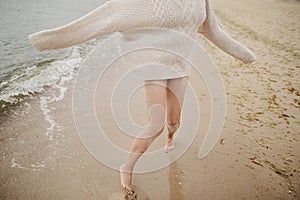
[164,135,175,153]
[164,122,179,153]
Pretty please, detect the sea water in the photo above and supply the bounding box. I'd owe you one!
[0,0,109,105]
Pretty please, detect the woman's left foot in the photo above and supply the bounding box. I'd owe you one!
[120,163,133,194]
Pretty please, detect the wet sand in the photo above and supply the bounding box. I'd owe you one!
[0,0,299,199]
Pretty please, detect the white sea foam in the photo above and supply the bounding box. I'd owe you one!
[0,45,84,104]
[11,158,26,169]
[11,158,46,171]
[37,46,84,140]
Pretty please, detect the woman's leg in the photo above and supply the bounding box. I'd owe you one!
[120,79,167,193]
[165,76,189,152]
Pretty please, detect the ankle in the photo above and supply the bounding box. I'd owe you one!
[166,121,180,133]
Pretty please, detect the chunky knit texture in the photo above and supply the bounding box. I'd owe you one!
[28,0,256,79]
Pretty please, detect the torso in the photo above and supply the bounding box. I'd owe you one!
[150,0,206,36]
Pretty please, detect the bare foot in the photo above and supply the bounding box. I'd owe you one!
[164,136,175,153]
[120,163,133,193]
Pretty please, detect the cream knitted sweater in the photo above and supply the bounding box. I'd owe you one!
[28,0,256,79]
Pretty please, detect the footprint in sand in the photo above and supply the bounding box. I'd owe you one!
[108,186,150,200]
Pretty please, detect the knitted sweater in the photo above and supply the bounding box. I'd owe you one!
[28,0,256,79]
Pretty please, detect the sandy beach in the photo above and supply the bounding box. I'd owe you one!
[0,0,299,199]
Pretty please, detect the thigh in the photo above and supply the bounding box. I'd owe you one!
[166,76,189,120]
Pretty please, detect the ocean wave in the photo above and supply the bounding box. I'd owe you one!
[0,45,85,105]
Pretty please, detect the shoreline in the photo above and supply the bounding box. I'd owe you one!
[1,0,299,199]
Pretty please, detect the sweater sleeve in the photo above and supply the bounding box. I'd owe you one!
[28,0,152,51]
[198,0,256,64]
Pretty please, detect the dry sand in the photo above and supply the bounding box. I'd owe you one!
[0,0,299,199]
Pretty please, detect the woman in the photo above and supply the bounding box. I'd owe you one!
[29,0,256,196]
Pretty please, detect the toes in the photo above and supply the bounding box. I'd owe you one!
[124,185,132,192]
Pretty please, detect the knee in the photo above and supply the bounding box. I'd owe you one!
[167,121,180,133]
[141,120,165,139]
[147,104,165,135]
[150,122,165,137]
